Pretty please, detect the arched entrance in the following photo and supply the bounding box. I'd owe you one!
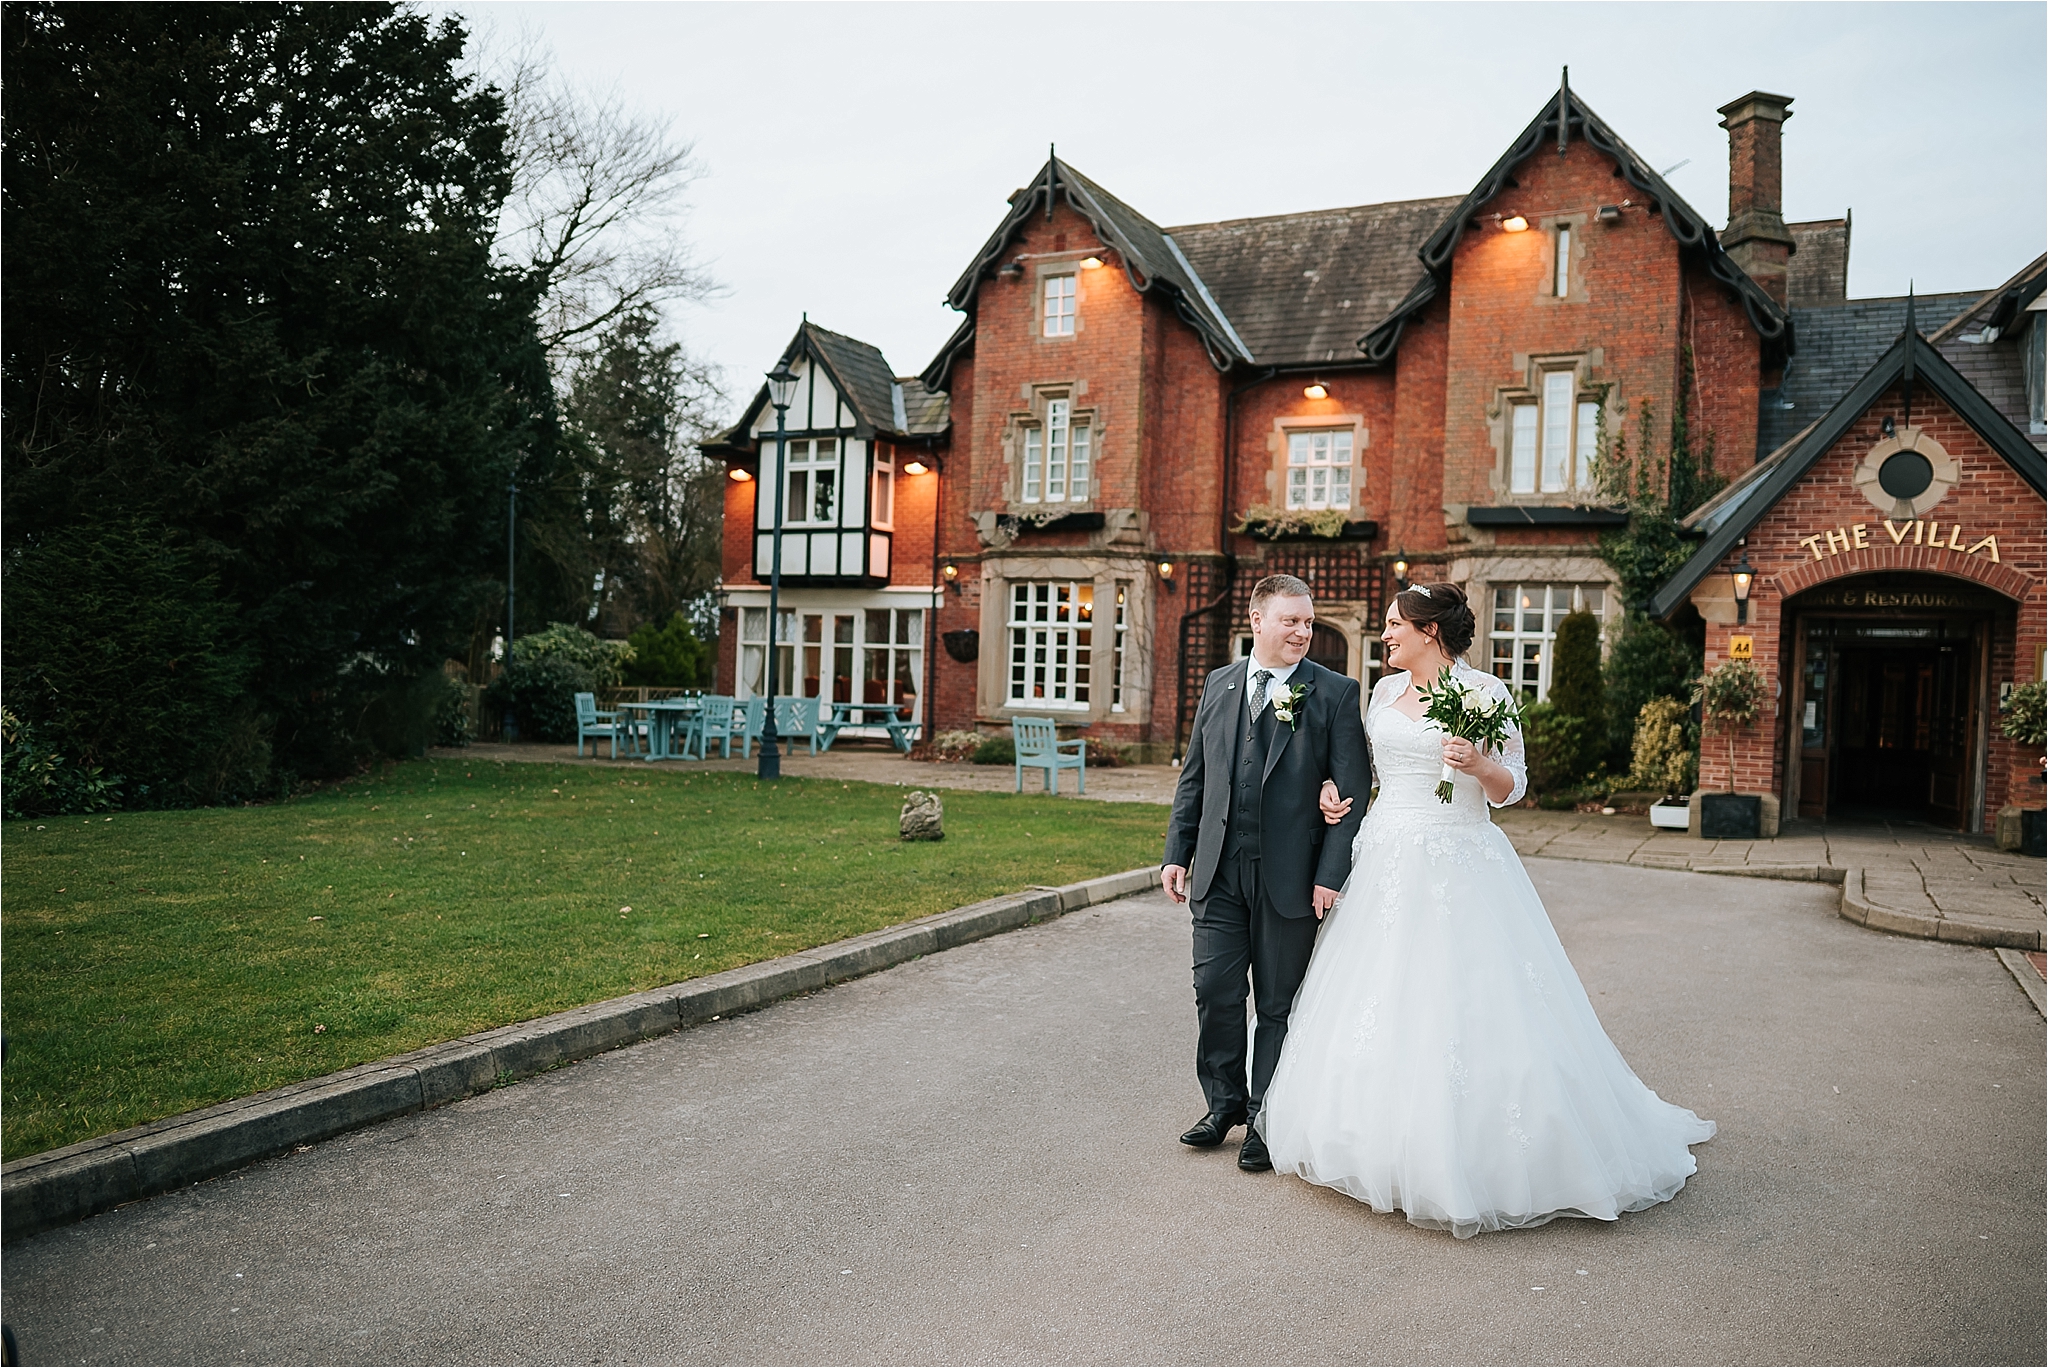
[1308,623,1349,676]
[1785,571,2017,827]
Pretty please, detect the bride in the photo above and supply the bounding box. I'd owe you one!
[1258,582,1714,1239]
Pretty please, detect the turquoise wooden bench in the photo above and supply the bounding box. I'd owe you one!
[1012,716,1085,794]
[733,696,823,757]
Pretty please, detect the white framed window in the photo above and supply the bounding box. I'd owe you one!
[1554,224,1572,298]
[871,448,894,529]
[1111,581,1130,711]
[1043,274,1076,337]
[1286,429,1354,510]
[1019,399,1090,504]
[1488,583,1608,701]
[783,438,839,525]
[739,606,800,700]
[860,607,923,722]
[1008,580,1093,708]
[738,607,923,726]
[1508,375,1597,495]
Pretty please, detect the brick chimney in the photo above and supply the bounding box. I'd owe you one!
[1717,91,1795,306]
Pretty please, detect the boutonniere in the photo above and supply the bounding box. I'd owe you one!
[1270,681,1313,731]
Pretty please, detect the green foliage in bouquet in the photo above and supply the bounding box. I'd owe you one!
[1417,667,1522,802]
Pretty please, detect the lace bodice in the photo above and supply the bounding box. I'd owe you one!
[1367,663,1528,814]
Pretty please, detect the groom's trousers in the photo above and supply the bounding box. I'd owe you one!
[1190,851,1318,1127]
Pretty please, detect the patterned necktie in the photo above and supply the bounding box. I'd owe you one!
[1249,668,1273,726]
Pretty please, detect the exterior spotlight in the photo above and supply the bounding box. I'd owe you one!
[728,467,753,482]
[1501,215,1530,233]
[903,460,929,475]
[1079,256,1104,269]
[1730,548,1756,625]
[1302,381,1329,400]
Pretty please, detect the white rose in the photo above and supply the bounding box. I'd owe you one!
[1457,681,1491,709]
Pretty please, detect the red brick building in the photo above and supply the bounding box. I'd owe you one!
[708,78,2045,834]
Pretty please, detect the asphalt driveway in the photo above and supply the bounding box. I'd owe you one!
[3,859,2040,1365]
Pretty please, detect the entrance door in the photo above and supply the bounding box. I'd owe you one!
[1806,616,1979,829]
[1309,624,1349,677]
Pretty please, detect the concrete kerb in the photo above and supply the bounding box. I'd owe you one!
[1838,867,2043,951]
[1,865,1161,1244]
[1995,948,2048,1017]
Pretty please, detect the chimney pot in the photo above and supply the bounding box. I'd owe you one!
[1717,91,1796,306]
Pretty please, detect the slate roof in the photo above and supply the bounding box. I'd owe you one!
[1785,217,1850,308]
[1166,197,1464,368]
[1653,326,2047,618]
[704,321,949,454]
[934,156,1253,377]
[1756,291,1978,459]
[1927,255,2046,449]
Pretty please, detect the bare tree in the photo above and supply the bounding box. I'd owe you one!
[476,28,720,364]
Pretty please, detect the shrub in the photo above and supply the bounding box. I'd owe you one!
[511,623,634,688]
[622,613,713,690]
[2001,681,2047,749]
[1602,613,1702,770]
[1519,701,1590,796]
[927,730,984,762]
[2,518,259,807]
[1628,696,1697,797]
[1547,610,1604,773]
[434,674,476,748]
[484,654,594,743]
[1,708,123,818]
[971,735,1016,765]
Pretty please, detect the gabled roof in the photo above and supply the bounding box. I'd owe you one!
[1927,255,2046,449]
[1649,321,2047,619]
[936,155,1255,376]
[1757,291,1978,459]
[1167,196,1463,368]
[1360,75,1795,365]
[707,320,949,454]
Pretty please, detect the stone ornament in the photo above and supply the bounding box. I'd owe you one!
[1853,425,1957,520]
[900,789,945,842]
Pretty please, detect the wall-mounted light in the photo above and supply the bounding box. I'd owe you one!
[1880,415,1896,437]
[1500,215,1530,233]
[1392,555,1410,589]
[1302,381,1329,400]
[1596,204,1623,223]
[1157,560,1177,591]
[728,467,754,482]
[942,562,961,594]
[1730,548,1756,625]
[902,460,929,475]
[998,259,1024,278]
[1079,256,1104,270]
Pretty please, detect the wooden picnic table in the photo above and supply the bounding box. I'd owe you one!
[818,701,919,754]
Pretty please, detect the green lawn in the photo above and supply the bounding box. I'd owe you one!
[2,761,1169,1161]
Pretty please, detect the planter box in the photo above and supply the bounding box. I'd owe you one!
[1648,800,1690,830]
[1698,792,1762,840]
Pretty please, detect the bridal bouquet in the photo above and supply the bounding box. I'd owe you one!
[1417,666,1522,802]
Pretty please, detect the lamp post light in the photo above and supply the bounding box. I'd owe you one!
[759,363,800,780]
[1730,548,1757,625]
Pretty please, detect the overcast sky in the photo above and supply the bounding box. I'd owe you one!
[461,1,2046,411]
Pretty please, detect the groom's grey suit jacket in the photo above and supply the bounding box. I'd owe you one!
[1164,657,1371,917]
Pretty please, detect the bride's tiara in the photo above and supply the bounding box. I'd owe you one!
[1407,584,1432,597]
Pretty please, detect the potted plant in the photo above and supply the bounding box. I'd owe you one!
[1999,681,2046,856]
[1688,657,1766,839]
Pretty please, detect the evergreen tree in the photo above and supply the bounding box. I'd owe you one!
[3,3,552,789]
[1548,609,1605,776]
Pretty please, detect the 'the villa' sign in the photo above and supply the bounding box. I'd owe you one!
[1795,520,2000,562]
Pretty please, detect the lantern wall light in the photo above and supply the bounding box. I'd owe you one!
[1730,547,1756,625]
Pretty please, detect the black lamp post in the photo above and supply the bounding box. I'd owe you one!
[759,363,799,779]
[1730,549,1756,625]
[503,477,519,741]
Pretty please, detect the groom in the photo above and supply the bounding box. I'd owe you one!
[1161,574,1369,1171]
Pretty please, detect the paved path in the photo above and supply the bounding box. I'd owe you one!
[5,861,2040,1365]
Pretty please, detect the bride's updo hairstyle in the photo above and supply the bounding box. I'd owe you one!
[1395,582,1476,657]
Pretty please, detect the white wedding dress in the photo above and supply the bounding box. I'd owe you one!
[1260,663,1714,1239]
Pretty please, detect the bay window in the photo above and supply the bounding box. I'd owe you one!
[785,438,839,525]
[1020,397,1091,504]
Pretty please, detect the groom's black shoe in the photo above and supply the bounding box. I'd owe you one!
[1179,1110,1246,1148]
[1237,1124,1273,1172]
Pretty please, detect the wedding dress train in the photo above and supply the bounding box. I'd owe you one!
[1260,665,1714,1239]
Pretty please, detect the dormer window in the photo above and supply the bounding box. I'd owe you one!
[1021,396,1091,503]
[1043,274,1077,337]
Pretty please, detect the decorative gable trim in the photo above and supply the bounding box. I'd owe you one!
[1360,73,1795,366]
[1648,325,2047,618]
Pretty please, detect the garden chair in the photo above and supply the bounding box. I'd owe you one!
[733,697,765,758]
[574,692,626,759]
[1012,716,1085,794]
[774,695,822,756]
[681,695,737,760]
